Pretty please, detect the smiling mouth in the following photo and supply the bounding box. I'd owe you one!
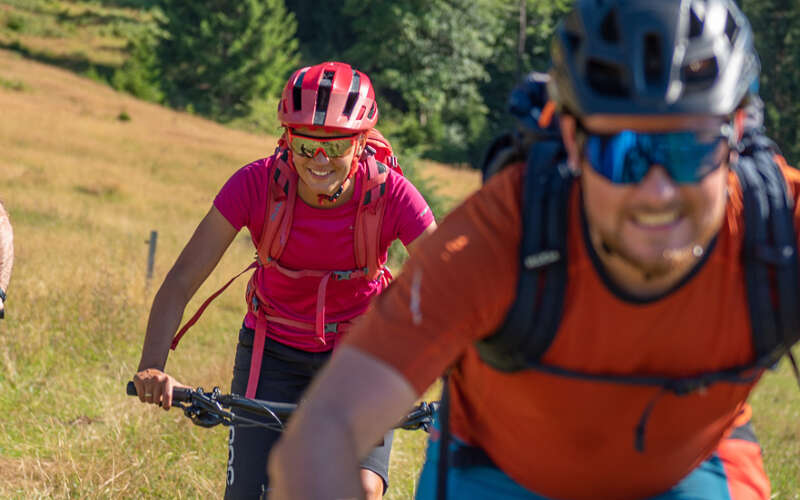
[308,168,334,178]
[631,210,682,228]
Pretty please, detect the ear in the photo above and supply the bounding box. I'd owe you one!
[734,109,745,143]
[559,115,581,172]
[355,132,368,157]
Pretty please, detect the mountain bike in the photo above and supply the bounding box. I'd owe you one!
[126,381,438,432]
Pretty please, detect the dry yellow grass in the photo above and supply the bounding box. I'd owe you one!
[0,47,263,499]
[416,160,481,210]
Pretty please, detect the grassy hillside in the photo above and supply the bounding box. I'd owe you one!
[0,1,147,71]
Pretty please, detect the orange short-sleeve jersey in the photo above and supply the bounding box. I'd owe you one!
[344,161,800,499]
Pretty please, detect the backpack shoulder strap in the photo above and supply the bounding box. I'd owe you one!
[480,132,526,183]
[475,140,574,372]
[734,134,800,366]
[354,155,390,280]
[256,149,298,266]
[365,128,402,175]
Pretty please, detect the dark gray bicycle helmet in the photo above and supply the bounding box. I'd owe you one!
[549,0,760,117]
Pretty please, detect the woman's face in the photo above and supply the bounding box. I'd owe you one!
[289,126,365,200]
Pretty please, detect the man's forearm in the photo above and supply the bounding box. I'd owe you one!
[270,411,365,500]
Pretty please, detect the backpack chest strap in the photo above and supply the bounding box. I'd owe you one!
[249,260,366,342]
[243,262,362,398]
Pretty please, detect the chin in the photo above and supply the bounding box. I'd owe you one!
[610,240,698,279]
[304,178,338,195]
[633,255,683,279]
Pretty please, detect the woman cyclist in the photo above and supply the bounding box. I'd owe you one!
[132,61,437,499]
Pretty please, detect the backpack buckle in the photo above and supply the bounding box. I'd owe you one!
[324,323,339,334]
[333,270,354,280]
[251,295,259,312]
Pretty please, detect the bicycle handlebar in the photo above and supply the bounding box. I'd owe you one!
[127,382,192,402]
[126,381,438,432]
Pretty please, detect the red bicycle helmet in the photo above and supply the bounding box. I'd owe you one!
[278,62,378,132]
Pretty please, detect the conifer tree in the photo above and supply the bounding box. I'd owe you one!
[156,0,299,120]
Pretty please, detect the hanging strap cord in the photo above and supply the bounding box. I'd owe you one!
[170,262,257,350]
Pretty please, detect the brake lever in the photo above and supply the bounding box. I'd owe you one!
[399,401,438,432]
[181,386,234,428]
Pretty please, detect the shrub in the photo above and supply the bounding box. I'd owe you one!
[111,28,163,102]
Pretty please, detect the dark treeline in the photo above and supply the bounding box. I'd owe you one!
[285,0,571,163]
[116,0,800,165]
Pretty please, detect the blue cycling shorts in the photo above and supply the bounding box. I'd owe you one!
[415,418,769,500]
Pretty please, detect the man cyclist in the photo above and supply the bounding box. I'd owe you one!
[269,1,794,498]
[0,201,12,318]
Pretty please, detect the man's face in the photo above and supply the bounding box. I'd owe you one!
[562,114,731,279]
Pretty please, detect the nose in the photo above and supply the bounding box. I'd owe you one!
[635,165,678,205]
[312,150,330,165]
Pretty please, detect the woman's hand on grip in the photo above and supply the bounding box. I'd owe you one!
[133,368,187,410]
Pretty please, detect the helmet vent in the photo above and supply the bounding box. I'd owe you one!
[724,11,738,44]
[600,9,620,43]
[312,70,336,126]
[367,102,377,120]
[292,68,308,112]
[689,8,704,39]
[682,57,718,91]
[586,59,629,97]
[342,70,361,118]
[643,33,663,85]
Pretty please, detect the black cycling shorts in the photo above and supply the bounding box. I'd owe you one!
[223,326,393,500]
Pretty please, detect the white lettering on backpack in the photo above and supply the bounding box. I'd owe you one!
[523,250,560,270]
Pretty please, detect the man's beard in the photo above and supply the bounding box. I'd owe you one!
[599,236,700,281]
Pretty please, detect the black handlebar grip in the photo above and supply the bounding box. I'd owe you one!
[126,381,192,402]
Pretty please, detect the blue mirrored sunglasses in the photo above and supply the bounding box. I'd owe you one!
[580,129,729,184]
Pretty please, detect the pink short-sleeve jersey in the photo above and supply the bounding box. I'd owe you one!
[213,155,435,351]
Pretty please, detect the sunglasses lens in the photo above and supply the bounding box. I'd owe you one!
[322,138,356,157]
[289,135,356,158]
[584,130,725,184]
